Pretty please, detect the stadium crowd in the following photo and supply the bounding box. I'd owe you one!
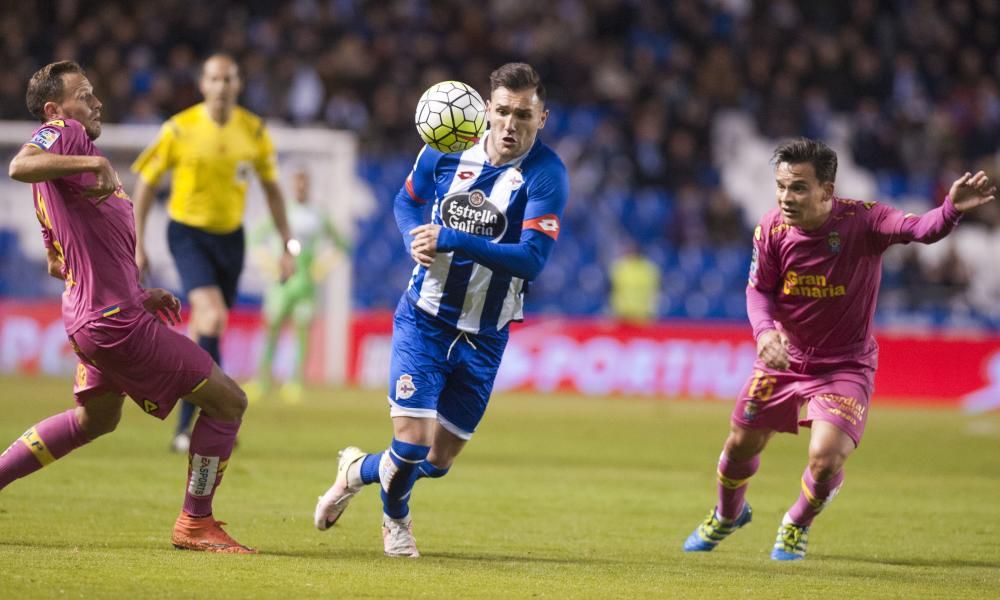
[1,0,998,326]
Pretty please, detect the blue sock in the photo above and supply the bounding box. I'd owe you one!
[198,335,221,364]
[177,336,220,435]
[417,460,450,479]
[175,401,197,435]
[380,438,429,519]
[360,453,381,485]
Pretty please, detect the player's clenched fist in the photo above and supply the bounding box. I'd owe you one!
[409,224,441,267]
[757,329,790,370]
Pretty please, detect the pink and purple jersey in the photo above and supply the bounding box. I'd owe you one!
[747,197,962,351]
[27,118,144,334]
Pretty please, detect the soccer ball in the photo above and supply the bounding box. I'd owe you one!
[414,81,487,153]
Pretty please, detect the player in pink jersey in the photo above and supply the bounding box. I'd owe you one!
[0,61,256,554]
[682,138,995,560]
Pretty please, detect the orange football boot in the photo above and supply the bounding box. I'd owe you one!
[171,513,257,554]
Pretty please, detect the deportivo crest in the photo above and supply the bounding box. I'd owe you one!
[29,127,61,150]
[827,231,841,254]
[396,374,416,400]
[440,190,508,240]
[468,189,487,208]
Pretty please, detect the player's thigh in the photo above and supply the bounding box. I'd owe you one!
[167,220,218,297]
[803,377,872,448]
[183,362,247,421]
[730,361,806,436]
[211,226,245,309]
[387,301,449,419]
[71,308,214,421]
[435,332,506,442]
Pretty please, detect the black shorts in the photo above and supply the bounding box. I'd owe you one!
[167,220,245,307]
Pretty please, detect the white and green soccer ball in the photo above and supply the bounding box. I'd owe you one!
[414,81,487,153]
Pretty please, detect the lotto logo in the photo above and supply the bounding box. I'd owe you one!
[537,218,559,232]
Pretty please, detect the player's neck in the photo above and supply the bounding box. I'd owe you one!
[206,104,233,126]
[799,206,833,231]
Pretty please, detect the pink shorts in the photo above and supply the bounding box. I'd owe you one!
[731,340,878,446]
[68,304,214,420]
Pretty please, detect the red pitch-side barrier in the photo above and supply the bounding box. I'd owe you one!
[349,310,1000,412]
[2,301,998,411]
[0,300,325,383]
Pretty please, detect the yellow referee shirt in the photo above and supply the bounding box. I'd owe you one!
[131,103,278,234]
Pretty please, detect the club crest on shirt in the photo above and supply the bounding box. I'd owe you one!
[468,189,487,208]
[396,374,417,400]
[827,231,841,254]
[29,127,61,150]
[506,168,524,190]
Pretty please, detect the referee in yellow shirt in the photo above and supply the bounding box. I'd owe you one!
[131,54,296,452]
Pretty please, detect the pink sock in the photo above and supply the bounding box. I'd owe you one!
[716,453,760,520]
[183,415,240,517]
[0,409,91,490]
[786,466,845,526]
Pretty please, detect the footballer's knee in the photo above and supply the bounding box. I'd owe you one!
[807,452,847,481]
[186,366,247,421]
[194,306,228,337]
[78,395,124,439]
[723,424,772,461]
[214,380,247,421]
[188,288,229,336]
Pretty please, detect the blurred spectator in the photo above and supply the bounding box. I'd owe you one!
[609,240,660,323]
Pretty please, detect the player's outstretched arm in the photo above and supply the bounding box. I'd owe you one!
[879,170,995,246]
[9,145,117,196]
[262,180,296,281]
[948,171,996,213]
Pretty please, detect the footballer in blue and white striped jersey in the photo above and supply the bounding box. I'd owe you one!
[396,126,568,334]
[312,65,568,556]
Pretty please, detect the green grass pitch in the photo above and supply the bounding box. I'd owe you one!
[0,374,997,598]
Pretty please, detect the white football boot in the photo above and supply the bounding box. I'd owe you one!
[314,446,367,531]
[382,513,420,558]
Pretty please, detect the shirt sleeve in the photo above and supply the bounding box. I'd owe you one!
[130,121,177,185]
[25,119,81,156]
[436,164,570,280]
[746,221,780,338]
[253,122,279,183]
[869,199,962,251]
[394,146,442,249]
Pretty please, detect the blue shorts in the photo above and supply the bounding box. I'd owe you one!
[388,296,509,440]
[167,220,245,307]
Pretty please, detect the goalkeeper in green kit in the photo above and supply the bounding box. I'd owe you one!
[245,168,349,404]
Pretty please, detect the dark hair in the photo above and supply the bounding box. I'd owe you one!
[489,62,546,103]
[26,61,85,122]
[771,137,838,183]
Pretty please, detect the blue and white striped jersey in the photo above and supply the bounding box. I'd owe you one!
[396,132,568,334]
